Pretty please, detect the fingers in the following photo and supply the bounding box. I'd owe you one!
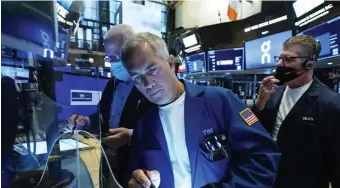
[147,170,160,186]
[128,178,143,188]
[261,76,280,90]
[261,76,279,85]
[109,127,126,135]
[132,170,151,187]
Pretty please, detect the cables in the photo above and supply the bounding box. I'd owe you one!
[35,130,123,188]
[14,137,40,168]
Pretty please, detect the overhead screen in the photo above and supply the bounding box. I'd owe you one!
[245,30,292,70]
[1,1,57,58]
[182,34,198,48]
[293,0,324,18]
[55,26,69,61]
[185,52,206,73]
[297,16,340,60]
[122,2,162,37]
[207,48,243,72]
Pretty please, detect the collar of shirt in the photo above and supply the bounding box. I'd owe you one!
[115,78,133,85]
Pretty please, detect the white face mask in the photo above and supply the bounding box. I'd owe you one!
[110,61,130,81]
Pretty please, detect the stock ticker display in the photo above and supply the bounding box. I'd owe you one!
[207,48,243,72]
[298,16,340,60]
[185,52,206,73]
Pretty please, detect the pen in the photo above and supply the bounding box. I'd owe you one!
[143,169,156,188]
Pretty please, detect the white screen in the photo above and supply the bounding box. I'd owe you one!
[17,139,90,155]
[122,2,162,37]
[182,34,198,48]
[293,0,324,18]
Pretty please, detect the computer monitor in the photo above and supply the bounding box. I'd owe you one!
[297,16,340,60]
[55,73,109,120]
[245,30,292,70]
[207,48,243,72]
[185,52,206,73]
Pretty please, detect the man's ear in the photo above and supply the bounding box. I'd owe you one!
[168,55,176,71]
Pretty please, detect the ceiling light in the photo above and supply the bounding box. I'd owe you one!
[327,62,333,65]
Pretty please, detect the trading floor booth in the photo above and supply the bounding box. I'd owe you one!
[1,2,117,188]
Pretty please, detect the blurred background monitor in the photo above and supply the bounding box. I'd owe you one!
[185,52,206,73]
[207,48,243,72]
[55,73,109,121]
[293,0,324,18]
[297,16,340,60]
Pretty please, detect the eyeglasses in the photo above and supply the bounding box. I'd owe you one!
[104,55,121,62]
[274,56,311,64]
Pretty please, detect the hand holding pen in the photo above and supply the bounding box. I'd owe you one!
[128,169,160,188]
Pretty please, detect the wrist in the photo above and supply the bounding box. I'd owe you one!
[255,100,265,112]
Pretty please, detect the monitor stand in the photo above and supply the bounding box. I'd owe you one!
[8,169,75,188]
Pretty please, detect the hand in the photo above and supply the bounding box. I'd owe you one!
[128,169,160,188]
[256,76,280,111]
[69,114,90,130]
[103,128,131,148]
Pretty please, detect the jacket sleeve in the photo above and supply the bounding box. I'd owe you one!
[324,96,340,188]
[222,90,281,188]
[127,120,143,181]
[86,78,114,134]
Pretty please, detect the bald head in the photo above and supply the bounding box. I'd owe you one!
[104,24,135,59]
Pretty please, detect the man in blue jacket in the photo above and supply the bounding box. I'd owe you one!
[121,32,281,188]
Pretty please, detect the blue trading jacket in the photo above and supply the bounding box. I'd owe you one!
[129,81,281,188]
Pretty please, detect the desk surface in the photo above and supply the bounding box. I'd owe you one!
[78,137,101,187]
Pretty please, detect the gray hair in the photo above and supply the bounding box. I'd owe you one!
[121,32,169,64]
[283,35,322,60]
[103,24,135,42]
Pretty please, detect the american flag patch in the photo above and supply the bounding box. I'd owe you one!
[239,108,258,126]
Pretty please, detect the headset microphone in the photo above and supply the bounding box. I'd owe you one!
[283,67,305,75]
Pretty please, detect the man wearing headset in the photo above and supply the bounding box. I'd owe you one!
[252,35,340,188]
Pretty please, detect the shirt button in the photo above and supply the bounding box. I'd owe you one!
[118,113,120,115]
[121,97,124,99]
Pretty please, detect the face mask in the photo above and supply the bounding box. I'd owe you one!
[110,61,130,81]
[275,66,305,84]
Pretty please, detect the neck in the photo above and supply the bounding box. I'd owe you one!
[172,80,185,101]
[288,73,313,89]
[160,80,185,107]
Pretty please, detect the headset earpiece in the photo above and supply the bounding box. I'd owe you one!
[305,61,313,70]
[304,40,321,70]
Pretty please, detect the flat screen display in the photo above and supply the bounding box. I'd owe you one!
[1,1,56,57]
[207,48,243,72]
[293,0,324,18]
[122,2,162,37]
[1,65,29,81]
[55,74,109,120]
[297,16,340,60]
[183,34,198,48]
[185,52,206,73]
[55,26,69,61]
[245,30,292,70]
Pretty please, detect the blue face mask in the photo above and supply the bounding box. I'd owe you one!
[110,61,130,81]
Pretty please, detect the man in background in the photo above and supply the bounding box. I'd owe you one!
[69,24,153,187]
[252,35,340,188]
